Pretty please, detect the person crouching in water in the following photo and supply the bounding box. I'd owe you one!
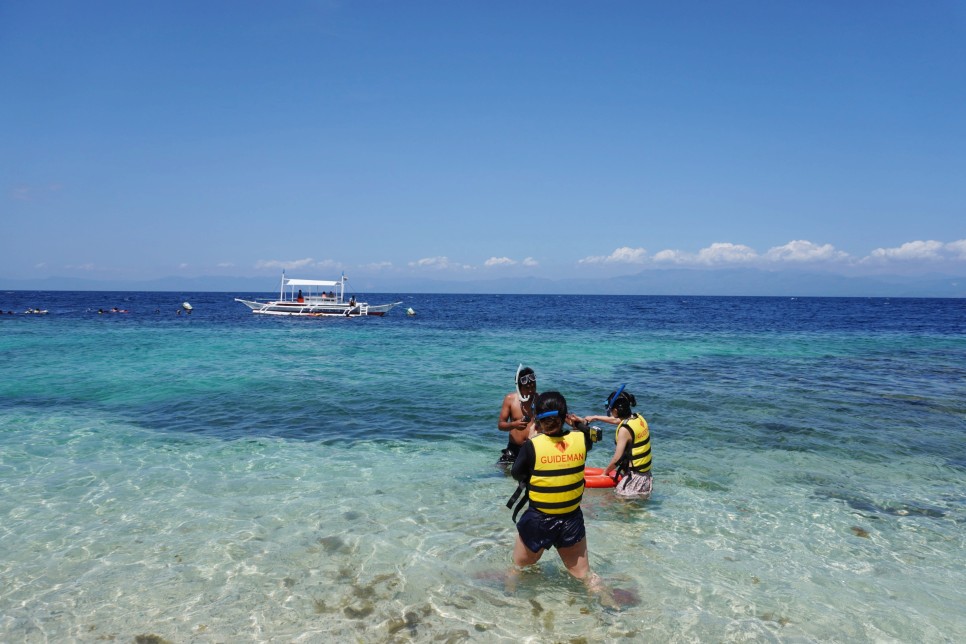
[509,391,597,581]
[584,385,652,499]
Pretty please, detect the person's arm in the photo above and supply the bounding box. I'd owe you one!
[511,440,535,482]
[583,414,619,425]
[525,421,538,440]
[603,425,632,476]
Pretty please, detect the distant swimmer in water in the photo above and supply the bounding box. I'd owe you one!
[496,365,537,468]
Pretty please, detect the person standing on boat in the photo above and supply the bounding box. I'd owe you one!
[507,391,597,582]
[582,385,653,499]
[496,365,538,468]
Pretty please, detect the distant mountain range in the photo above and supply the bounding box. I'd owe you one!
[2,268,964,297]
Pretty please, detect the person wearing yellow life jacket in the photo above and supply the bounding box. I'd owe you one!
[508,391,597,580]
[583,385,653,499]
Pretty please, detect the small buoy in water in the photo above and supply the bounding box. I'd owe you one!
[182,302,193,311]
[406,307,416,316]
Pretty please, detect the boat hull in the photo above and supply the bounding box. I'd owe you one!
[234,298,401,317]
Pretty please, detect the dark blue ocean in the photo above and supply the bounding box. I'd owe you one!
[2,291,964,642]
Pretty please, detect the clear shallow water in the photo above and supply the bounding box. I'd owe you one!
[1,292,964,642]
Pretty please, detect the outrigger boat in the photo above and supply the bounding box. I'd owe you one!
[234,273,401,317]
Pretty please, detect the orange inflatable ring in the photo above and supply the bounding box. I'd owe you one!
[584,467,619,489]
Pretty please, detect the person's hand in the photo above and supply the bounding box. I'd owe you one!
[512,418,529,431]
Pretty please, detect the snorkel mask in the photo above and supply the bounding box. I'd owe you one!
[516,364,533,403]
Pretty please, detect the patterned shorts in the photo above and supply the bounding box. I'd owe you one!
[615,471,652,499]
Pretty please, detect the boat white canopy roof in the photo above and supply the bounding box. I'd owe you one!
[284,279,341,287]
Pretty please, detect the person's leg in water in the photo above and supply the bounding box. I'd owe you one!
[556,537,589,579]
[506,533,544,592]
[512,532,544,568]
[558,538,619,608]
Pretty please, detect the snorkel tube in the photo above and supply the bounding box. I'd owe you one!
[516,363,531,403]
[605,384,627,411]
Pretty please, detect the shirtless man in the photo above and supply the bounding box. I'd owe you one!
[496,366,538,468]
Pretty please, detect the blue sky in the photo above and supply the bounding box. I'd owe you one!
[3,1,965,289]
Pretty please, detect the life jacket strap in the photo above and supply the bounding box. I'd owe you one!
[616,459,631,480]
[506,481,529,522]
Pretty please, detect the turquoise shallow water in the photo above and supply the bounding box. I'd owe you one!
[1,292,965,642]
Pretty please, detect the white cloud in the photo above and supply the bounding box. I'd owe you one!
[653,243,759,266]
[217,262,234,268]
[408,256,473,270]
[484,257,516,267]
[866,240,944,261]
[695,242,758,265]
[765,240,849,263]
[651,243,759,266]
[410,256,449,269]
[862,239,966,265]
[652,249,690,264]
[946,239,966,259]
[650,239,964,270]
[480,256,538,268]
[255,257,316,270]
[579,247,647,265]
[178,263,189,270]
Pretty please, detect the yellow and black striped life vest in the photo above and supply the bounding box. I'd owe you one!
[616,414,651,474]
[527,432,586,515]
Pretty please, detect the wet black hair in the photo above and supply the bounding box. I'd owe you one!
[517,366,535,384]
[607,389,637,419]
[534,391,568,433]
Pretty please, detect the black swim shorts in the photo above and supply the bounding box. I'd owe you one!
[516,507,585,553]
